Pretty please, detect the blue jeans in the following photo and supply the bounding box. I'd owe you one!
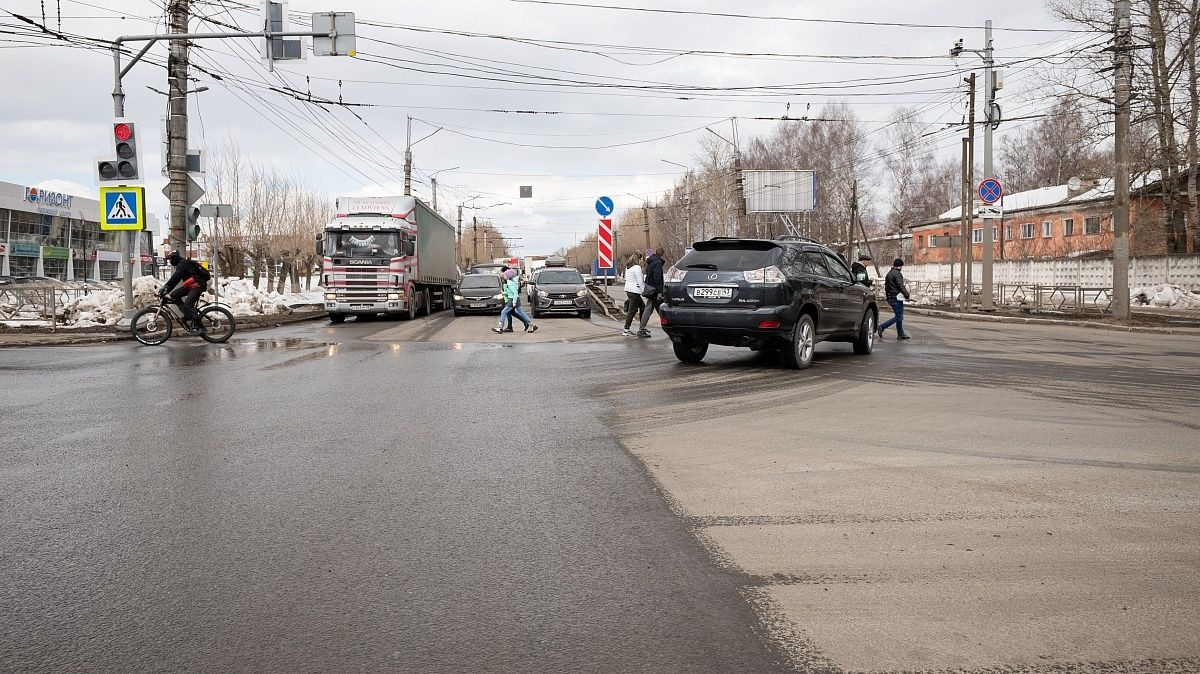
[879,298,906,336]
[499,303,532,329]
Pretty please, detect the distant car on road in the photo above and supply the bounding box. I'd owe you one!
[660,237,878,368]
[452,273,504,316]
[528,267,590,319]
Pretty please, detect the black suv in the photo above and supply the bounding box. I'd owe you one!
[659,237,878,368]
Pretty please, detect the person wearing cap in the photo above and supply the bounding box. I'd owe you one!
[851,253,874,287]
[877,258,912,340]
[158,249,209,331]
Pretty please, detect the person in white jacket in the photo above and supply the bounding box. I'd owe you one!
[621,252,646,337]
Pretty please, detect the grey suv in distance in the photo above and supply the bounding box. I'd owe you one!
[660,237,878,368]
[528,267,591,318]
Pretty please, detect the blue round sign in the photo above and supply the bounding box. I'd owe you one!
[595,196,614,216]
[978,178,1003,205]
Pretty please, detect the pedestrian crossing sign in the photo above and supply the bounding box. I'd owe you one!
[99,186,146,231]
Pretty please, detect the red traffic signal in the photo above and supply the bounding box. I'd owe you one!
[114,122,133,142]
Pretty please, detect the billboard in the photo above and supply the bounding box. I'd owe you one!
[743,170,816,213]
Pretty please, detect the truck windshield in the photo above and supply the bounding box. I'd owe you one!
[326,232,401,257]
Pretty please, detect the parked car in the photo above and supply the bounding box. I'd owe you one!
[452,273,505,316]
[659,237,878,368]
[528,267,590,318]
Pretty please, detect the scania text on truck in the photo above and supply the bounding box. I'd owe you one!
[319,196,458,323]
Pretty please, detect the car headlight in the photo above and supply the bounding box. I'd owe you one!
[453,294,464,301]
[575,289,588,297]
[387,292,401,300]
[324,292,337,300]
[493,293,504,300]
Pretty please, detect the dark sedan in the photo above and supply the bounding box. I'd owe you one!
[452,274,505,315]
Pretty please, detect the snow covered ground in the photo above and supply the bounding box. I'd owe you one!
[2,277,323,329]
[1131,284,1200,309]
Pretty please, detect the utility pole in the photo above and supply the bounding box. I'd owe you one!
[472,216,478,266]
[431,175,439,212]
[981,20,997,311]
[642,206,651,249]
[1112,0,1132,320]
[961,73,977,310]
[167,0,190,254]
[848,180,858,260]
[456,205,462,268]
[960,138,970,311]
[404,116,412,196]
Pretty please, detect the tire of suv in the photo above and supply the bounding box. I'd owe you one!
[781,313,816,370]
[672,339,708,364]
[853,309,876,355]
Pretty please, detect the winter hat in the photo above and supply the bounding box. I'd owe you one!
[892,258,905,267]
[858,253,872,261]
[646,248,655,257]
[503,269,517,279]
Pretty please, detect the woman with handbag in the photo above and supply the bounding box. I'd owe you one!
[621,251,646,337]
[636,247,665,338]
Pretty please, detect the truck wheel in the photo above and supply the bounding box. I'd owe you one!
[329,313,346,324]
[420,288,431,316]
[405,285,417,320]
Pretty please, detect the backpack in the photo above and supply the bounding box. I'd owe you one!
[194,262,212,285]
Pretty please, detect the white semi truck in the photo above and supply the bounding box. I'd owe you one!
[319,196,458,323]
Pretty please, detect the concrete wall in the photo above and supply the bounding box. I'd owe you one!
[901,255,1200,290]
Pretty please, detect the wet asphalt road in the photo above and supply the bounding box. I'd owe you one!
[0,317,787,674]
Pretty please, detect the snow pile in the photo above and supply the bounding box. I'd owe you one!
[1131,284,1200,308]
[62,276,163,327]
[55,277,323,327]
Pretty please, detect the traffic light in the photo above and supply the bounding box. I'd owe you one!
[96,120,140,183]
[186,206,201,241]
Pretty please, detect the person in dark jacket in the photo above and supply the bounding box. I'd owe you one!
[877,258,912,340]
[158,249,208,329]
[851,253,874,287]
[637,247,665,338]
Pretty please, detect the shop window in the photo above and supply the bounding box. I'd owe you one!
[1084,216,1101,235]
[1020,223,1034,239]
[1064,218,1075,236]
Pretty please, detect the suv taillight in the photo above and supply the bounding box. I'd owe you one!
[743,265,785,284]
[664,265,686,283]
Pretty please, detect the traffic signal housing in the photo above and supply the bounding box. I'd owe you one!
[96,120,140,183]
[186,206,201,241]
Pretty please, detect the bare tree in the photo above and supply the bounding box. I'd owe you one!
[998,95,1111,192]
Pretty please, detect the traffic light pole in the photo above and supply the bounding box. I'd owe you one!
[109,22,345,317]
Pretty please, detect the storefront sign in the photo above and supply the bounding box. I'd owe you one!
[42,245,69,260]
[10,243,40,257]
[25,186,75,217]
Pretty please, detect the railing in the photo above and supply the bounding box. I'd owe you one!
[894,281,1116,315]
[0,284,112,330]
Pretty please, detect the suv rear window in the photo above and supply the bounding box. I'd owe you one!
[679,243,781,271]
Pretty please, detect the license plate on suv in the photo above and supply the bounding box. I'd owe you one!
[691,287,733,299]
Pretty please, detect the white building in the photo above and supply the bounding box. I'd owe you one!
[0,180,160,280]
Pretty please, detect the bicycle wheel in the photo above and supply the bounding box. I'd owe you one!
[198,305,236,343]
[131,306,172,345]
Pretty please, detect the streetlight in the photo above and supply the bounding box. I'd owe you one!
[662,159,692,245]
[427,166,458,213]
[404,116,443,196]
[705,126,746,237]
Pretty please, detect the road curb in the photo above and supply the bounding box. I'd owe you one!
[903,307,1200,335]
[0,310,328,348]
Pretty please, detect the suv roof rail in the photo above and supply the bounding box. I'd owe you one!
[775,235,822,244]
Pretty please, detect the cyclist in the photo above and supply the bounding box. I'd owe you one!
[159,249,209,331]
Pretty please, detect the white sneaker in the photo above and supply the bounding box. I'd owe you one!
[622,329,634,337]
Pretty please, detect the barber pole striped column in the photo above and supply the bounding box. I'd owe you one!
[597,218,614,270]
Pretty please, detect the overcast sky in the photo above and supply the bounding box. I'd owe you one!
[0,0,1095,255]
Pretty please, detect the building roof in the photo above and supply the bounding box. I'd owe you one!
[927,171,1163,224]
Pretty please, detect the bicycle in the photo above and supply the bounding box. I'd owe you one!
[131,295,236,345]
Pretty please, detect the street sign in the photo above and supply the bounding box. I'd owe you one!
[199,204,234,218]
[595,196,614,216]
[978,178,1003,205]
[162,175,205,205]
[99,186,146,231]
[312,12,356,56]
[597,218,614,269]
[519,185,533,198]
[975,205,1002,218]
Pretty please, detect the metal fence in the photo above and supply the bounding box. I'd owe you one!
[896,281,1116,315]
[0,284,113,330]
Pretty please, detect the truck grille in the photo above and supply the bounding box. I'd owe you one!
[328,266,391,301]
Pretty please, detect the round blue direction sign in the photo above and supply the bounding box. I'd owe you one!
[978,178,1003,205]
[595,196,614,216]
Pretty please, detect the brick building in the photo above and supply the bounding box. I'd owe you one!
[909,172,1185,263]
